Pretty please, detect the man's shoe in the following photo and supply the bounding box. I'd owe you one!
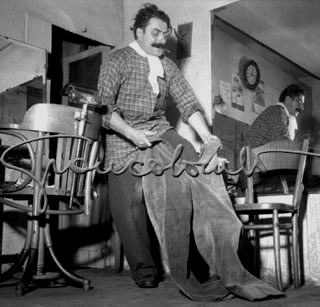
[136,278,158,288]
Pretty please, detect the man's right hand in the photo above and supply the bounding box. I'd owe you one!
[109,112,156,148]
[129,129,157,148]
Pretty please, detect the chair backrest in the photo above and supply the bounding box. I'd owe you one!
[20,103,101,139]
[243,138,309,208]
[0,103,102,215]
[252,139,308,172]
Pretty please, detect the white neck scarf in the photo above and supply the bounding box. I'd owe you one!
[276,102,298,140]
[129,41,164,96]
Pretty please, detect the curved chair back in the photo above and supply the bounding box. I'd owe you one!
[20,103,101,140]
[0,103,102,215]
[250,138,309,209]
[252,139,308,173]
[0,103,102,290]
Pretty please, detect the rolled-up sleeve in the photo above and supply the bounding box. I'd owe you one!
[97,54,123,129]
[168,65,205,123]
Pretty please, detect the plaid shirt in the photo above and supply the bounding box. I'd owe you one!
[245,104,291,148]
[98,46,204,170]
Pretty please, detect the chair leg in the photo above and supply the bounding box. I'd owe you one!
[112,228,124,273]
[44,222,90,290]
[0,203,3,274]
[292,214,300,288]
[273,209,283,291]
[0,217,32,283]
[248,217,259,277]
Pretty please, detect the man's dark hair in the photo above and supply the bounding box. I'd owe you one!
[279,84,305,102]
[131,3,172,39]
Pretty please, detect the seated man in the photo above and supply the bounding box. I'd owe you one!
[238,84,305,193]
[98,3,283,302]
[246,84,305,148]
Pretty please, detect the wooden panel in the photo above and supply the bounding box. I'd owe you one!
[213,113,249,169]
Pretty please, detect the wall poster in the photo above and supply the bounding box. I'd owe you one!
[219,80,231,104]
[231,73,244,111]
[252,80,265,114]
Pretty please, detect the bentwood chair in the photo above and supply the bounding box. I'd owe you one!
[233,138,309,292]
[0,101,101,296]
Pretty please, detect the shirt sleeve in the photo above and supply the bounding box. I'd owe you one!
[168,64,205,124]
[97,53,123,129]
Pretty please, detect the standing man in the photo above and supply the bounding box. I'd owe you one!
[246,84,305,148]
[98,3,282,302]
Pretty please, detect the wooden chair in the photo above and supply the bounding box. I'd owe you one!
[233,138,309,292]
[0,102,101,295]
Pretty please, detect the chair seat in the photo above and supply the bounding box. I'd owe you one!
[234,202,295,213]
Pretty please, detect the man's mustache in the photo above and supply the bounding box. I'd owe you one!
[152,43,165,48]
[151,43,170,53]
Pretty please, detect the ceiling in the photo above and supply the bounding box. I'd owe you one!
[2,0,320,82]
[215,0,320,80]
[0,36,12,52]
[0,36,46,93]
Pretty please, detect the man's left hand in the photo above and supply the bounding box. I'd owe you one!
[203,134,221,145]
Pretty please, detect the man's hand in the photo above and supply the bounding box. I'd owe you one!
[187,112,221,146]
[129,129,157,148]
[203,134,221,145]
[109,112,156,148]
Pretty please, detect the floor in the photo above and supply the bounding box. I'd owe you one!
[1,268,320,306]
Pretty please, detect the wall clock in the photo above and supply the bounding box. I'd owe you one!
[239,59,260,90]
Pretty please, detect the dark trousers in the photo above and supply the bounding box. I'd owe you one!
[107,129,198,283]
[108,169,159,282]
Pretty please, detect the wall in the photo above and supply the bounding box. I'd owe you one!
[211,22,315,172]
[122,0,238,149]
[212,25,308,126]
[0,40,46,93]
[0,0,123,51]
[0,0,124,123]
[299,77,320,176]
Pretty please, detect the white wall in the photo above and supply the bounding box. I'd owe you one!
[212,26,302,125]
[0,40,46,93]
[0,0,124,51]
[299,77,320,176]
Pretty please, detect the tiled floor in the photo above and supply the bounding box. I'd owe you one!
[1,268,320,306]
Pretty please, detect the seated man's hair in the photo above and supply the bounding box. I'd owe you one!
[279,84,305,102]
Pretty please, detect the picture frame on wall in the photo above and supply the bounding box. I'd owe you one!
[175,22,193,59]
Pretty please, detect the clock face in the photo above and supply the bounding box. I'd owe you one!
[246,64,258,85]
[241,60,260,90]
